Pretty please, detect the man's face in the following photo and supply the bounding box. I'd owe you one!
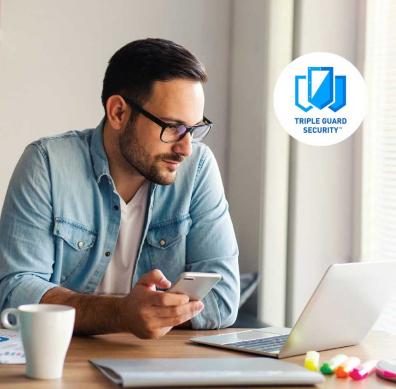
[119,79,205,185]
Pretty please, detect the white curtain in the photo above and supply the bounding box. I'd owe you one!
[362,0,396,332]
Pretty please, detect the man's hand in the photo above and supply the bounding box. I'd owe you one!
[119,269,204,339]
[41,269,203,337]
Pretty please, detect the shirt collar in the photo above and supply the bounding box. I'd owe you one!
[90,117,111,183]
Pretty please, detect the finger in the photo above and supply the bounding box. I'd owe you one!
[137,269,171,289]
[156,301,204,318]
[155,303,204,327]
[152,291,190,306]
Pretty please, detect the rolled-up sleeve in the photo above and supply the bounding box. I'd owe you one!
[187,147,240,329]
[0,144,58,310]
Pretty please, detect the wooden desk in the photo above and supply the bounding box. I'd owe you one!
[0,330,395,388]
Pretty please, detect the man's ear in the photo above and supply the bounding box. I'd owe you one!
[105,95,130,130]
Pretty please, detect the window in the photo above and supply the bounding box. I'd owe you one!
[362,0,396,332]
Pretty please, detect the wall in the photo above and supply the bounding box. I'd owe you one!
[0,0,232,207]
[287,0,360,324]
[227,0,269,278]
[227,0,362,325]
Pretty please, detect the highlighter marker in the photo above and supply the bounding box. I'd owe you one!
[335,357,361,378]
[320,354,348,374]
[305,351,320,371]
[376,359,396,382]
[350,360,378,380]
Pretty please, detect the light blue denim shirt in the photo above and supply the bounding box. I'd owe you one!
[0,120,239,329]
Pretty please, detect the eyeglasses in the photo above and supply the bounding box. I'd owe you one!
[121,96,213,143]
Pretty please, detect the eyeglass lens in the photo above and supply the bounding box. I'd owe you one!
[161,124,211,142]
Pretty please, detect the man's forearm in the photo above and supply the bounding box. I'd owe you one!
[40,287,125,335]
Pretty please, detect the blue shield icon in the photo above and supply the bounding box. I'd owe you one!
[295,67,346,112]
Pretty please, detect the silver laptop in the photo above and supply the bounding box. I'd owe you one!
[91,358,324,386]
[191,261,396,358]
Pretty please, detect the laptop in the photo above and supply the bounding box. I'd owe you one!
[91,358,324,386]
[191,261,396,358]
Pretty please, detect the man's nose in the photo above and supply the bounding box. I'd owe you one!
[172,132,193,158]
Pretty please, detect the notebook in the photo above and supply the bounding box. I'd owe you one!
[90,357,323,387]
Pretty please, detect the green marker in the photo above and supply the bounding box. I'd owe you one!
[320,354,348,374]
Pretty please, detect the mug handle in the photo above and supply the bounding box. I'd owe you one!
[1,308,19,330]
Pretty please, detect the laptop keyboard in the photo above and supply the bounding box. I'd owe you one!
[226,334,289,353]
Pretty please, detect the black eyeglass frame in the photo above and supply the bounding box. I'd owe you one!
[121,96,213,143]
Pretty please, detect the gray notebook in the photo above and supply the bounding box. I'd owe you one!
[90,357,324,387]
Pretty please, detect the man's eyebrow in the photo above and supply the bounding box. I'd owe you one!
[159,116,204,126]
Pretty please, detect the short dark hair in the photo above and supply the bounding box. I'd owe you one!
[101,38,207,113]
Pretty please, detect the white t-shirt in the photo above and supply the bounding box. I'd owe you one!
[95,181,149,295]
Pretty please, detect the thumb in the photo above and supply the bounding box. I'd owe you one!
[137,269,171,290]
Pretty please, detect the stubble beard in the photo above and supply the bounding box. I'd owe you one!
[119,120,181,186]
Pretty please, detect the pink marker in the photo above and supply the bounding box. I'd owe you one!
[350,360,378,380]
[376,359,396,382]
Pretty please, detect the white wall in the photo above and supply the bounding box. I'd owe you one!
[227,0,269,276]
[227,0,294,325]
[0,0,232,207]
[227,0,363,326]
[287,0,361,324]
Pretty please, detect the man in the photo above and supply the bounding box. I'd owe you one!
[0,38,239,339]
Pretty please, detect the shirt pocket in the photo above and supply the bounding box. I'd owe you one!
[53,217,97,284]
[145,216,192,282]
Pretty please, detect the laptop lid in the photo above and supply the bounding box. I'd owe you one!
[279,261,396,357]
[191,261,396,359]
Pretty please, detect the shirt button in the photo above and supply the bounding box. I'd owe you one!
[77,241,84,249]
[159,239,166,247]
[105,251,111,257]
[113,205,119,211]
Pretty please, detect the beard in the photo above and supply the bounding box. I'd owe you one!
[119,119,183,185]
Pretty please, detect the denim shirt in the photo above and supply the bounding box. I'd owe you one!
[0,120,239,329]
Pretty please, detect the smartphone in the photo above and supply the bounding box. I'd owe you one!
[167,272,222,301]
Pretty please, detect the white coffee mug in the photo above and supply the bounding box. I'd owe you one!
[1,304,75,379]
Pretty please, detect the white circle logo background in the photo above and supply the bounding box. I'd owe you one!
[273,52,367,146]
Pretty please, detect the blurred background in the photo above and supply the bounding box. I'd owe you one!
[0,0,394,330]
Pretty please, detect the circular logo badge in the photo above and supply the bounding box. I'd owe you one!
[273,52,367,146]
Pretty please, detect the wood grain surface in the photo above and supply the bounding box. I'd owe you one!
[0,329,395,388]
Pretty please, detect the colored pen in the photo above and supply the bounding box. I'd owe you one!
[320,354,348,374]
[350,360,378,380]
[305,351,320,371]
[376,359,396,382]
[335,356,361,378]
